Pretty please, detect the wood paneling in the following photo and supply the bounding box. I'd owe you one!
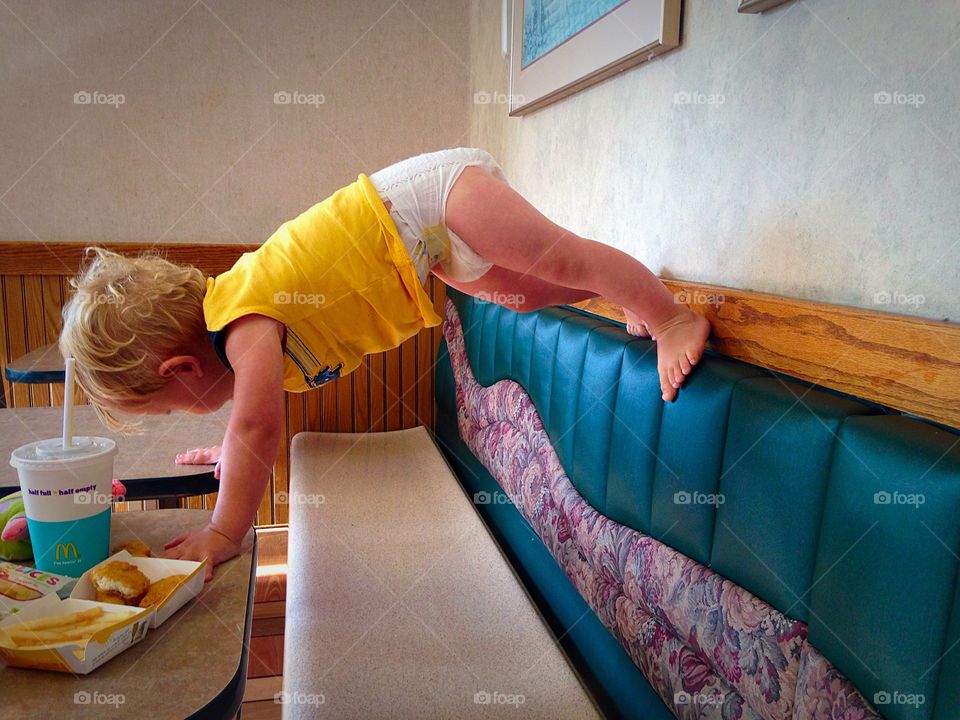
[0,241,257,277]
[0,242,447,525]
[573,280,960,428]
[3,276,30,408]
[248,635,285,678]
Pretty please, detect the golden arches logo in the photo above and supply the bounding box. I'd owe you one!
[54,543,80,561]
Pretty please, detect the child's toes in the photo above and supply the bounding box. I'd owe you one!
[659,369,675,401]
[679,354,693,376]
[686,348,702,366]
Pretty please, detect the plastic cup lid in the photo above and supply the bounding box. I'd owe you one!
[10,437,117,467]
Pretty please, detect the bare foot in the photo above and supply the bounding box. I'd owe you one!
[623,309,654,339]
[649,310,710,402]
[176,446,221,465]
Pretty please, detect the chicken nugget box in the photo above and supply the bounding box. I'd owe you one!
[0,597,152,674]
[70,550,207,628]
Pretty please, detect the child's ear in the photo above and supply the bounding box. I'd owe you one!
[158,355,203,378]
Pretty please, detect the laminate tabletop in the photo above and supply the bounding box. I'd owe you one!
[0,508,258,720]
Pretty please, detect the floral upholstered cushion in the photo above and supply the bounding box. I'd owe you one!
[442,298,881,720]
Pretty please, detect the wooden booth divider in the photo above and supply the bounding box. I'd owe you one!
[0,242,447,525]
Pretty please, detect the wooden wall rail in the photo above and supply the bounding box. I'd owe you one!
[574,281,960,429]
[0,241,446,525]
[0,241,259,276]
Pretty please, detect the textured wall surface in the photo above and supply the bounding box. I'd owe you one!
[469,0,959,321]
[0,0,470,246]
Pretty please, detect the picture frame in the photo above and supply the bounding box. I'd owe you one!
[508,0,681,116]
[737,0,794,13]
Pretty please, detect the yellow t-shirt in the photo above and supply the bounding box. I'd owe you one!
[203,174,442,392]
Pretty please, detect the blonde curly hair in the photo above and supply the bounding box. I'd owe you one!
[59,247,208,431]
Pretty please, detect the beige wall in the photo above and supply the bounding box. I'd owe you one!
[469,0,959,321]
[0,0,470,246]
[4,1,956,321]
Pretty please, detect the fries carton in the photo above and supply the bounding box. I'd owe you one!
[0,597,152,674]
[70,550,207,628]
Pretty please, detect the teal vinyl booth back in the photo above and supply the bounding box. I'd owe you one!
[433,288,960,720]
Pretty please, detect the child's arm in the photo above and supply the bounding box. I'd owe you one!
[162,314,285,579]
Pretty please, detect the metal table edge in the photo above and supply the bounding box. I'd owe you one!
[187,526,259,720]
[0,472,220,502]
[4,367,66,384]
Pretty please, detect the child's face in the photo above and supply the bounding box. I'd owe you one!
[114,355,233,417]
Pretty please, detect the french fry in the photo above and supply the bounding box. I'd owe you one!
[5,612,122,648]
[8,607,103,633]
[9,621,116,647]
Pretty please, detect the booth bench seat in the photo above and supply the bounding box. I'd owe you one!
[283,428,602,719]
[434,288,960,720]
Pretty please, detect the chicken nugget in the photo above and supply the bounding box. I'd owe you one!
[112,540,152,558]
[139,575,187,609]
[95,589,127,605]
[90,561,151,604]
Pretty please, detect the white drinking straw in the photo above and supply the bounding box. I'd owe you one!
[63,357,76,449]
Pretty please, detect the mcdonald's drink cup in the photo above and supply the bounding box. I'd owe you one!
[9,437,117,576]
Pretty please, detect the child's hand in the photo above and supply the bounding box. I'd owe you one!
[175,446,221,465]
[161,524,242,581]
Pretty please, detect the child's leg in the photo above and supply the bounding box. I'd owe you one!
[431,264,598,312]
[445,167,710,401]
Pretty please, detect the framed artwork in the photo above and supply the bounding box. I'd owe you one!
[508,0,681,115]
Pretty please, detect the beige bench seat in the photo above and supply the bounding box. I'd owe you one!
[283,427,601,720]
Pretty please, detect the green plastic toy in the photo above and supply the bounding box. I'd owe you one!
[0,491,32,562]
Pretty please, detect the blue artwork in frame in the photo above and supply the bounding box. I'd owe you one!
[522,0,629,68]
[509,0,681,115]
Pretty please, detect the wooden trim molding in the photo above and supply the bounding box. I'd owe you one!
[0,241,257,277]
[573,281,960,429]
